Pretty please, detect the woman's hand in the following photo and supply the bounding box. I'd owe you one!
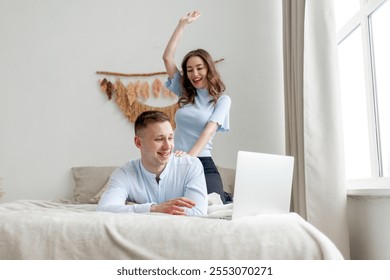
[180,10,202,25]
[174,150,188,157]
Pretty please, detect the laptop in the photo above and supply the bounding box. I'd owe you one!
[231,151,294,219]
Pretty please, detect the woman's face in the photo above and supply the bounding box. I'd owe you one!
[186,56,208,89]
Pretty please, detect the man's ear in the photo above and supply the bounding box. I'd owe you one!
[134,135,142,149]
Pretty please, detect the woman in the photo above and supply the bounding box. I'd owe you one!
[163,10,232,203]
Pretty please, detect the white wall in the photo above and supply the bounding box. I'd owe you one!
[0,0,284,202]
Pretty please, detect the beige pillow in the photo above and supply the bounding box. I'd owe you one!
[90,180,138,206]
[71,166,117,204]
[90,179,109,204]
[217,166,236,195]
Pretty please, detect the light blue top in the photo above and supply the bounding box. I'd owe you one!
[96,154,208,216]
[165,70,231,157]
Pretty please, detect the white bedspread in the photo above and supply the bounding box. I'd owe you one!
[0,200,343,260]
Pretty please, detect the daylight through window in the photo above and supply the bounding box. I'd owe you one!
[335,0,389,186]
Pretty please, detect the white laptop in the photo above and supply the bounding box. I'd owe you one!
[231,151,294,219]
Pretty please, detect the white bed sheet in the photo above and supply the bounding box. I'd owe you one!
[0,199,343,260]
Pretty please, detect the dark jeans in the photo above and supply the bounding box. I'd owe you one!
[198,157,233,204]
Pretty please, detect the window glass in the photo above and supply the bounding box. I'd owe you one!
[370,1,390,176]
[338,26,372,180]
[334,0,361,30]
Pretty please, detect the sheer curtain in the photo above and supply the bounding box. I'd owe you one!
[282,0,350,259]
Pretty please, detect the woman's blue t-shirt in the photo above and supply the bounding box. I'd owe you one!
[165,70,231,157]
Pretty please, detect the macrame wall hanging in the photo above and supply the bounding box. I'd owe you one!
[97,71,179,128]
[97,58,224,129]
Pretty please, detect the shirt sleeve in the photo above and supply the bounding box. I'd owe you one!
[96,167,155,213]
[182,157,208,216]
[164,70,182,97]
[209,95,231,132]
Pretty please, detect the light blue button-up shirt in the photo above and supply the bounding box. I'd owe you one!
[96,154,208,216]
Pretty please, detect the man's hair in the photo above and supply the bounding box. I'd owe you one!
[134,110,170,136]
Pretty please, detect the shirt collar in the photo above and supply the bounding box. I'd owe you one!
[197,88,209,95]
[139,154,173,180]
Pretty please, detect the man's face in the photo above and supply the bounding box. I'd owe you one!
[134,121,174,174]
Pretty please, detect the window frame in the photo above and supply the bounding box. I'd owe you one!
[336,0,390,190]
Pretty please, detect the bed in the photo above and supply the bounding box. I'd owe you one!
[0,166,343,260]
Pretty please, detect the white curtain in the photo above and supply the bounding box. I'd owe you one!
[283,0,350,259]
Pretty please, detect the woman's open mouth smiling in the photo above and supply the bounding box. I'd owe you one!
[192,77,203,87]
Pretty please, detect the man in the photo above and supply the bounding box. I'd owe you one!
[97,110,208,216]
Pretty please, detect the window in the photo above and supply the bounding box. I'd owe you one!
[335,0,390,188]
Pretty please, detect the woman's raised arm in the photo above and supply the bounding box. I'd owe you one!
[162,10,202,78]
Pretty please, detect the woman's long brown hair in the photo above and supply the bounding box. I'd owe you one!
[179,49,225,107]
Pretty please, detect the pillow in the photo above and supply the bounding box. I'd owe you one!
[71,166,117,204]
[90,181,138,205]
[217,166,236,195]
[89,179,109,204]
